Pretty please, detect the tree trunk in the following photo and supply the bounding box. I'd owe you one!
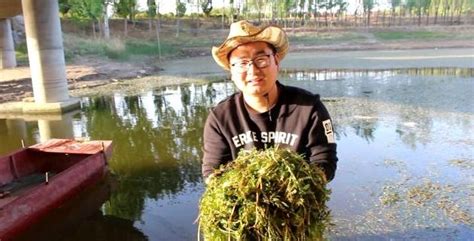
[176,17,181,38]
[98,19,103,37]
[443,7,448,24]
[374,11,379,26]
[92,21,96,39]
[221,7,225,29]
[195,14,200,37]
[292,13,296,33]
[457,4,464,24]
[103,6,110,40]
[155,18,162,60]
[382,10,386,27]
[344,12,348,27]
[418,9,421,26]
[389,10,393,26]
[258,1,263,24]
[271,1,275,23]
[324,12,328,27]
[398,9,402,25]
[354,11,358,27]
[131,9,136,27]
[229,3,234,23]
[450,9,454,24]
[367,11,371,27]
[124,18,128,37]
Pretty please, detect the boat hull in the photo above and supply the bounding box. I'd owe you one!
[0,139,112,240]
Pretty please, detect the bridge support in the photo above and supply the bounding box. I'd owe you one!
[20,0,79,113]
[0,18,16,69]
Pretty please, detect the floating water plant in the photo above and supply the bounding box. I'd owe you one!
[199,147,331,241]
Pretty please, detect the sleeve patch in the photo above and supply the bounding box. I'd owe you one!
[322,119,335,144]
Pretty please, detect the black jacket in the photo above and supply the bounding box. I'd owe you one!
[202,82,338,181]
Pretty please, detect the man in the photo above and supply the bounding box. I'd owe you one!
[202,20,338,183]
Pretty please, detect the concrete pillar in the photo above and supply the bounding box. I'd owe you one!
[0,18,17,69]
[22,0,69,103]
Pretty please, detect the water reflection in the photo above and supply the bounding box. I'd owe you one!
[0,118,29,152]
[280,68,474,113]
[281,67,474,80]
[0,69,472,240]
[0,111,79,154]
[37,113,75,142]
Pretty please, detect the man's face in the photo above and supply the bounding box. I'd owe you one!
[228,42,279,97]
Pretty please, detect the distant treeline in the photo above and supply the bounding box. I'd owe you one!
[58,0,474,38]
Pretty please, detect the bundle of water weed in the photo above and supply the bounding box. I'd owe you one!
[199,147,331,241]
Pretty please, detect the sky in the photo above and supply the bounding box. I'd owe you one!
[136,0,392,15]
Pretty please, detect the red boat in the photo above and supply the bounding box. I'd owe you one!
[0,139,113,240]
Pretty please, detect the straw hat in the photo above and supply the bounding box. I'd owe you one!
[211,20,289,70]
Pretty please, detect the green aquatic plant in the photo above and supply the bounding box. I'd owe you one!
[198,147,331,241]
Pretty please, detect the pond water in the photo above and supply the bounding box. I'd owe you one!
[1,68,473,241]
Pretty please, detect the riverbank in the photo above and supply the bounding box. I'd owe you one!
[1,38,473,105]
[71,47,474,97]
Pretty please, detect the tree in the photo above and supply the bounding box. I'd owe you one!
[155,0,162,60]
[455,0,468,24]
[297,0,306,26]
[363,0,375,27]
[147,0,157,32]
[275,0,295,27]
[69,0,104,38]
[431,0,442,24]
[103,0,113,39]
[407,0,431,25]
[335,0,348,15]
[114,0,137,36]
[422,0,432,25]
[176,0,187,37]
[460,0,474,23]
[405,0,417,24]
[201,0,213,17]
[390,0,401,26]
[249,0,265,23]
[176,0,187,17]
[335,0,348,26]
[229,0,235,23]
[59,0,72,15]
[319,0,334,27]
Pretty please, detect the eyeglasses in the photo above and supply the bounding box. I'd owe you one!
[230,54,274,73]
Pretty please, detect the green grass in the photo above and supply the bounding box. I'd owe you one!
[124,40,177,58]
[15,42,29,65]
[373,31,449,40]
[63,35,109,60]
[110,41,180,60]
[61,34,181,61]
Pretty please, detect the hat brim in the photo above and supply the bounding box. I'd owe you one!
[212,25,289,71]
